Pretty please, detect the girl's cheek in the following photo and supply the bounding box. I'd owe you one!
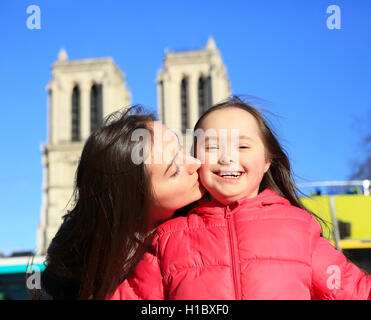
[204,152,218,165]
[198,167,208,183]
[196,148,211,165]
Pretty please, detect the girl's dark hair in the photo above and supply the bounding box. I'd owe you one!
[36,105,156,300]
[193,96,328,234]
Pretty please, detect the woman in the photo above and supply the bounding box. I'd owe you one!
[38,105,204,300]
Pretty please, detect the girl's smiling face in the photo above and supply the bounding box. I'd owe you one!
[195,107,271,205]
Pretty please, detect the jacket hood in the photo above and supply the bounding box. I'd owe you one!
[191,188,291,216]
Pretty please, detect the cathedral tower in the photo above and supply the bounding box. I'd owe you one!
[156,37,231,137]
[37,49,131,254]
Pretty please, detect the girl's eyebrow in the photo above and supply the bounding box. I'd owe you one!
[205,135,255,142]
[239,135,255,141]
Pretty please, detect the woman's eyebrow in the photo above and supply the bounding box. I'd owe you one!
[164,150,179,176]
[204,136,218,142]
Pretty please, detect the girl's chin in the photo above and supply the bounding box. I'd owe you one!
[209,191,243,204]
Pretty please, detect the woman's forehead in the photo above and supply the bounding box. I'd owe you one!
[149,122,180,163]
[150,122,178,142]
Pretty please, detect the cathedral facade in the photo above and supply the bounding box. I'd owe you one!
[37,38,231,254]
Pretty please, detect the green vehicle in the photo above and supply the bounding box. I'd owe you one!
[0,255,45,300]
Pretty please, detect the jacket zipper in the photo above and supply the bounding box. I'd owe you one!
[225,206,242,300]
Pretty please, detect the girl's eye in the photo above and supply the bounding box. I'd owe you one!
[171,166,180,177]
[239,145,250,149]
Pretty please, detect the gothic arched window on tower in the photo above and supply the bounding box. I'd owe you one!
[48,89,53,142]
[159,80,165,123]
[198,76,206,117]
[198,76,212,117]
[71,85,80,141]
[90,83,103,133]
[206,75,212,108]
[181,77,188,133]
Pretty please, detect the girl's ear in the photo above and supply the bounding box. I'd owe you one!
[264,154,272,173]
[264,161,271,173]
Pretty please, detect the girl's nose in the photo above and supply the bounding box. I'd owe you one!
[218,144,238,165]
[218,152,234,165]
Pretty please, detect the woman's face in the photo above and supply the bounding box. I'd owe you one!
[146,122,204,227]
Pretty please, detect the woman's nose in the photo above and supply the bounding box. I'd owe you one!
[183,150,201,173]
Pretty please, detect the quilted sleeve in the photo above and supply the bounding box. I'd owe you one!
[309,215,371,300]
[109,240,165,300]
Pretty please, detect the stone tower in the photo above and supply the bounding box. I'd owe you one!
[37,49,131,254]
[156,37,231,140]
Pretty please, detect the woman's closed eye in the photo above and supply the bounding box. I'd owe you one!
[205,145,218,150]
[171,166,180,177]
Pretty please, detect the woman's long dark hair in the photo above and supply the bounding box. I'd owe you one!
[36,106,157,300]
[193,96,329,235]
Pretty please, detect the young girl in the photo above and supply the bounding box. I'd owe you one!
[110,97,370,300]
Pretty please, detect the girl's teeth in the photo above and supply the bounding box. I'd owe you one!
[219,172,242,178]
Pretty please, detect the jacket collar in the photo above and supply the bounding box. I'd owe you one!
[191,189,291,216]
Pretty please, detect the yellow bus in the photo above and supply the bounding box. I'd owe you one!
[299,180,371,273]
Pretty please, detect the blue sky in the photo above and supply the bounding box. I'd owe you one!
[0,0,370,254]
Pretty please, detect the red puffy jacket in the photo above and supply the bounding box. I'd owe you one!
[110,189,370,300]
